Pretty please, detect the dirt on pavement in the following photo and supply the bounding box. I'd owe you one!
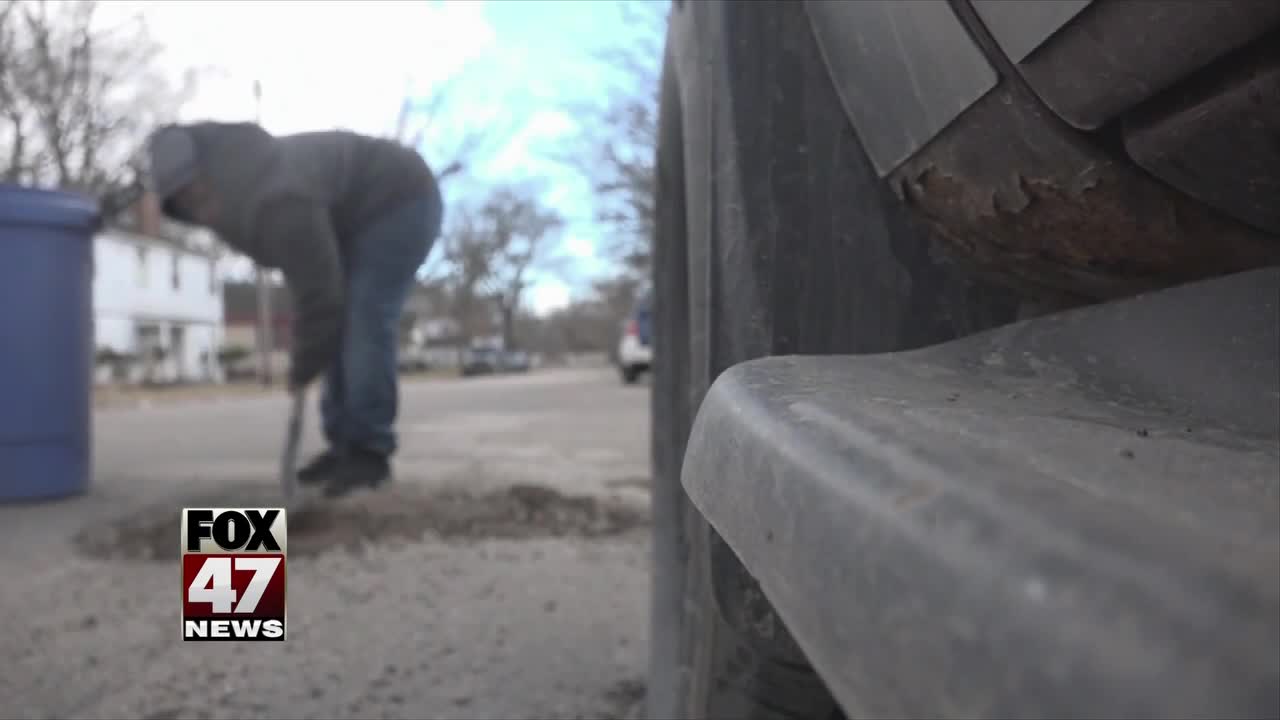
[76,482,651,563]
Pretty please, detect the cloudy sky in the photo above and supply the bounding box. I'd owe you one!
[100,0,664,314]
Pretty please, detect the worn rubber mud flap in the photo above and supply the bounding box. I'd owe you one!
[682,268,1280,719]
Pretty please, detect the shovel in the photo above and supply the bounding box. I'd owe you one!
[280,388,307,507]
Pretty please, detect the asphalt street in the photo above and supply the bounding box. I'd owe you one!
[0,367,653,720]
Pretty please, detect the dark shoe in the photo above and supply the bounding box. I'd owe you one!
[323,449,391,499]
[298,448,343,486]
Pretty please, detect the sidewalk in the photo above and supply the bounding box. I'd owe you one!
[92,381,274,410]
[92,370,460,410]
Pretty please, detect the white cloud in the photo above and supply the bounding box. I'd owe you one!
[528,280,571,316]
[563,235,595,259]
[483,108,577,177]
[105,1,497,136]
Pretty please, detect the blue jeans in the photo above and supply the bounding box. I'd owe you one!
[321,192,442,457]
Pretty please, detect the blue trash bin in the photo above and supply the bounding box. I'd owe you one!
[0,184,99,501]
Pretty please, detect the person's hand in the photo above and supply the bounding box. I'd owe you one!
[287,330,340,394]
[287,380,309,406]
[288,353,327,395]
[256,196,345,402]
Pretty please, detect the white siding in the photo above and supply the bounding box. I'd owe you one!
[92,229,226,384]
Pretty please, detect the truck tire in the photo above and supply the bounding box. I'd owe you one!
[647,3,1028,718]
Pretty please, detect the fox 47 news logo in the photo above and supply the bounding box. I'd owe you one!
[181,508,287,641]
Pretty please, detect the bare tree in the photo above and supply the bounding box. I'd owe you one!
[0,1,28,182]
[533,278,640,358]
[558,0,668,277]
[391,73,520,186]
[424,206,500,348]
[419,184,566,351]
[591,273,644,324]
[0,0,196,194]
[529,2,667,355]
[476,185,565,350]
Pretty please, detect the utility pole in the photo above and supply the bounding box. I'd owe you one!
[252,79,275,386]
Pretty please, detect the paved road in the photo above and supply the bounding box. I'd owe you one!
[0,367,652,720]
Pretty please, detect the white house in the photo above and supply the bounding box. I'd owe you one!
[92,225,226,385]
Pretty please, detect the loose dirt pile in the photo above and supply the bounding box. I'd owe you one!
[74,482,650,563]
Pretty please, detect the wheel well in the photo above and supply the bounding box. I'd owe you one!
[880,1,1280,310]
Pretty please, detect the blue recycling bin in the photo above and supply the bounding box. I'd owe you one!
[0,184,98,501]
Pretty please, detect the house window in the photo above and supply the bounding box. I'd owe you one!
[171,252,181,290]
[136,246,148,287]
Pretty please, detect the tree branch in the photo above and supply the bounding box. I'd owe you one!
[1,0,195,194]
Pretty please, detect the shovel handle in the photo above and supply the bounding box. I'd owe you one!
[281,389,306,502]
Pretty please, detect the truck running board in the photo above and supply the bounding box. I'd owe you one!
[682,268,1279,719]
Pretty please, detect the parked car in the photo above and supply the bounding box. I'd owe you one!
[647,3,1280,720]
[616,289,652,384]
[397,344,430,373]
[460,347,501,377]
[502,350,531,373]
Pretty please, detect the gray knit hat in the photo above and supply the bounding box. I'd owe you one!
[144,125,198,202]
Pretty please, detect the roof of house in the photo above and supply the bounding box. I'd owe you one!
[97,226,219,258]
[106,190,222,256]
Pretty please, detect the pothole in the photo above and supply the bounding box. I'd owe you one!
[74,482,650,563]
